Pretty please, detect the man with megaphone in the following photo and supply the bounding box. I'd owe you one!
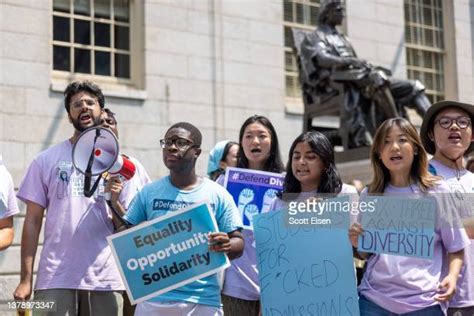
[13,81,136,315]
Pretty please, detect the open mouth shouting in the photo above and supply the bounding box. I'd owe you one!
[295,168,310,176]
[447,132,462,144]
[389,154,403,162]
[80,113,93,125]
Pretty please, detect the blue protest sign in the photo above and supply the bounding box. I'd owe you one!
[358,196,436,259]
[107,202,230,304]
[224,167,284,229]
[254,207,360,316]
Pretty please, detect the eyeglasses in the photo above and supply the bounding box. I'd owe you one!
[159,137,195,149]
[435,116,471,129]
[71,99,98,110]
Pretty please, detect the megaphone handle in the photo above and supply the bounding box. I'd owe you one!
[83,129,102,197]
[84,175,102,198]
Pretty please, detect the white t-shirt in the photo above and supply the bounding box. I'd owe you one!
[0,156,20,219]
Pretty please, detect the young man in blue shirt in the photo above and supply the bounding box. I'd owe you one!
[120,122,244,315]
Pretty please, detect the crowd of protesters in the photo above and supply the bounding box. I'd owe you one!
[1,80,472,315]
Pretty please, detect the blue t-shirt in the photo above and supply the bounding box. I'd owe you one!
[124,176,242,307]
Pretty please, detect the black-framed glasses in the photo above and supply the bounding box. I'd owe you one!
[435,116,471,129]
[159,137,194,149]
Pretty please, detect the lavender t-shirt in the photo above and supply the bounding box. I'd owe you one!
[215,174,257,300]
[430,159,474,308]
[358,182,470,314]
[17,140,138,291]
[0,157,20,219]
[221,183,357,301]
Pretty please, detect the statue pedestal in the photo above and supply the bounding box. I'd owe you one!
[335,147,372,184]
[335,147,370,163]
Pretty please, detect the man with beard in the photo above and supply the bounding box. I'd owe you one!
[13,81,134,315]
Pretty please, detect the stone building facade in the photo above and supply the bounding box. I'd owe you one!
[1,0,473,310]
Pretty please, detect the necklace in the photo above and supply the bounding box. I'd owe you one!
[439,152,464,181]
[454,167,462,181]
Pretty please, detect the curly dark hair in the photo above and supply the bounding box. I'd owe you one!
[64,81,105,113]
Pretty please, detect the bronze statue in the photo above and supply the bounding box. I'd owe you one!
[294,0,431,149]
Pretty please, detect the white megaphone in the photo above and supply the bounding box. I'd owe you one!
[72,127,136,197]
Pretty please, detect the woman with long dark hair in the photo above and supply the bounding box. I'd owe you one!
[280,131,349,196]
[221,115,284,316]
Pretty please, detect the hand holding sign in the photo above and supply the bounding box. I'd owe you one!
[348,222,364,249]
[208,232,231,253]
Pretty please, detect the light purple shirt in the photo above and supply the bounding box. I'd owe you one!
[358,182,470,314]
[16,140,139,291]
[216,174,257,300]
[0,157,20,219]
[430,159,474,308]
